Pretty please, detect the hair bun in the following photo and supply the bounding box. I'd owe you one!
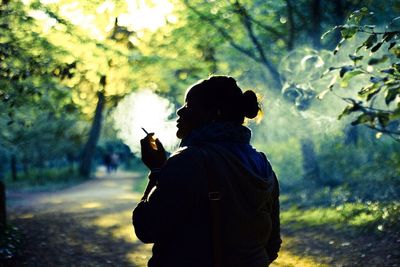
[242,90,259,119]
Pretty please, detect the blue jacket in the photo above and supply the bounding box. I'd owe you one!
[132,123,281,267]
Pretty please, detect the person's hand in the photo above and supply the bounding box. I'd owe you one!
[140,133,167,170]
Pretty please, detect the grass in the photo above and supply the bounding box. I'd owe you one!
[3,167,86,192]
[281,197,400,234]
[133,176,148,194]
[124,160,149,194]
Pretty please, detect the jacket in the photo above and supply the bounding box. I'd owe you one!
[132,123,281,267]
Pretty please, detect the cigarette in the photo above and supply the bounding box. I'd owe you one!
[141,127,149,135]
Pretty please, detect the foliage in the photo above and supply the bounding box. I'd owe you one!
[280,129,400,233]
[321,8,400,140]
[132,176,149,194]
[0,1,399,265]
[281,200,400,234]
[269,126,399,239]
[0,0,140,178]
[0,0,398,210]
[0,1,83,176]
[317,134,400,200]
[274,129,400,202]
[4,167,85,191]
[260,137,303,188]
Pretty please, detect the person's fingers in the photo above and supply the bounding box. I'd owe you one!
[155,138,165,152]
[141,132,154,139]
[140,138,146,146]
[140,138,150,149]
[140,141,153,156]
[141,133,155,145]
[142,133,160,152]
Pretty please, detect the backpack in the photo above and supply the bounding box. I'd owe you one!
[199,144,275,267]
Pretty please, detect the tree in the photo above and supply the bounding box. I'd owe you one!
[0,0,140,178]
[0,1,83,176]
[320,8,400,140]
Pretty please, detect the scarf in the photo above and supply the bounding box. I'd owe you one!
[180,122,252,147]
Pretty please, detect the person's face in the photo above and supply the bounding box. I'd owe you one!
[176,87,212,139]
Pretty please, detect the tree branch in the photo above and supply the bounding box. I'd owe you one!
[365,125,400,142]
[232,0,281,88]
[331,92,400,140]
[184,1,258,62]
[310,0,322,48]
[226,4,284,39]
[292,6,308,30]
[285,0,295,50]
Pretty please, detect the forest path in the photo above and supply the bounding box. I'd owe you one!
[6,170,392,267]
[7,170,152,266]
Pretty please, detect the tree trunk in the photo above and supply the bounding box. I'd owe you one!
[79,91,105,178]
[23,160,29,175]
[0,181,6,233]
[333,0,345,46]
[233,0,281,88]
[301,138,321,184]
[67,152,75,174]
[286,0,295,50]
[11,154,17,182]
[186,0,282,90]
[35,145,45,169]
[310,0,322,49]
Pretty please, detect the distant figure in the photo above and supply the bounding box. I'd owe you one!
[110,153,119,172]
[103,153,112,173]
[132,76,281,267]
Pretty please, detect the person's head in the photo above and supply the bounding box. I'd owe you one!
[176,75,261,139]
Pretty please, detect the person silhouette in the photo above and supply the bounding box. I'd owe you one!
[103,153,112,173]
[132,76,281,267]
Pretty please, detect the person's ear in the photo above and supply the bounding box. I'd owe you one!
[208,109,222,123]
[201,107,216,123]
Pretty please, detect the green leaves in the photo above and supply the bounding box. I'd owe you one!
[364,34,378,49]
[351,113,374,126]
[368,56,388,65]
[385,86,400,105]
[388,42,396,50]
[370,76,388,83]
[349,54,363,62]
[340,25,359,39]
[339,66,354,78]
[333,38,346,55]
[358,84,381,101]
[371,41,384,53]
[348,7,369,24]
[321,26,338,40]
[377,112,390,127]
[356,34,379,53]
[341,69,364,88]
[349,111,390,128]
[338,102,361,120]
[381,68,395,75]
[324,8,400,139]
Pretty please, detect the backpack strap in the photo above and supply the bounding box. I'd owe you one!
[199,147,222,267]
[259,152,275,213]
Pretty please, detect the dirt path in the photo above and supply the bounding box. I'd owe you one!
[6,170,398,266]
[7,170,152,266]
[7,170,323,267]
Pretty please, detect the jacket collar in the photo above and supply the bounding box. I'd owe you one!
[180,122,251,147]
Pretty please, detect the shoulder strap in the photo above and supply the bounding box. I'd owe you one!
[199,147,222,267]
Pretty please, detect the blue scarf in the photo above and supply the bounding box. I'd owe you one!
[180,122,271,182]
